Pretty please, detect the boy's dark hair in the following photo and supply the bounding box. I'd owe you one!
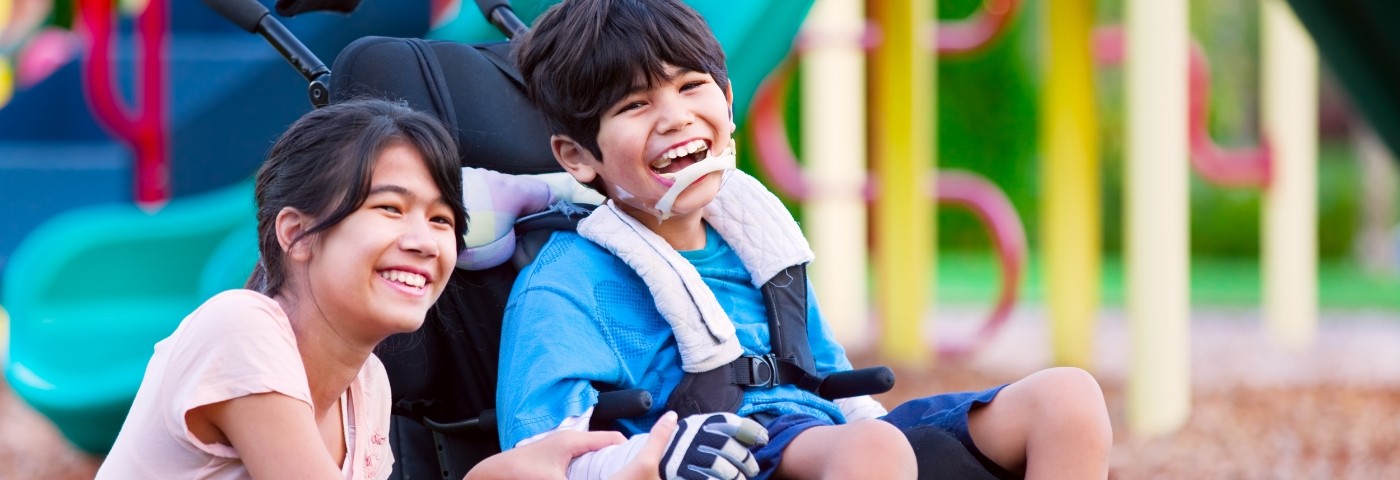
[247,98,468,294]
[516,0,730,162]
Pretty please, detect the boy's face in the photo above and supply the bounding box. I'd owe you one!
[553,64,734,223]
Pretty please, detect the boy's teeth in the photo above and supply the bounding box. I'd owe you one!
[660,139,708,161]
[380,270,426,288]
[651,157,672,169]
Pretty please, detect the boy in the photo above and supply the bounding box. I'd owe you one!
[497,0,1113,478]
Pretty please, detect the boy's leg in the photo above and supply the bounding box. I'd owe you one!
[772,419,915,480]
[965,367,1112,479]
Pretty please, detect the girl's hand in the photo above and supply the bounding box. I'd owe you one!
[609,411,679,480]
[465,429,625,480]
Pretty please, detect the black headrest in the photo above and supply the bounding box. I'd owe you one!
[276,0,362,17]
[330,36,560,175]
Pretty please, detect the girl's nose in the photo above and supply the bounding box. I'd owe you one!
[398,219,440,257]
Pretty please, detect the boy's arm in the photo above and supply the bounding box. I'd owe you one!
[517,412,766,480]
[496,283,624,449]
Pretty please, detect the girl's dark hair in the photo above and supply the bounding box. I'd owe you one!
[515,0,729,161]
[246,99,467,295]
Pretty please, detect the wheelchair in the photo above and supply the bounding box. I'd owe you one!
[202,0,1006,478]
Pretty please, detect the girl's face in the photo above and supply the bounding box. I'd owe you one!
[304,143,458,341]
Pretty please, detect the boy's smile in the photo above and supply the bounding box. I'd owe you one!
[651,138,710,184]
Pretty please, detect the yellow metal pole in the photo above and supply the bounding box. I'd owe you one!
[1261,0,1317,350]
[802,0,869,347]
[1125,0,1190,436]
[1040,0,1099,369]
[870,0,933,365]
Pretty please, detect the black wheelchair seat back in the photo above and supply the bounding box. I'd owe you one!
[331,36,559,175]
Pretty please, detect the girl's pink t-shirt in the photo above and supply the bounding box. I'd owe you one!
[97,290,394,479]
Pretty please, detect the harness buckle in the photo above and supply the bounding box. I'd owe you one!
[747,354,779,388]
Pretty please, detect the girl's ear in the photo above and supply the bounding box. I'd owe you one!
[275,207,314,261]
[551,134,599,185]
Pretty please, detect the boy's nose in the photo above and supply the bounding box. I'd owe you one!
[655,103,695,134]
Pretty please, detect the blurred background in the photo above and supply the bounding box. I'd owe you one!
[2,0,1398,477]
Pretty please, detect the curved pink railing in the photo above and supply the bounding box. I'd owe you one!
[934,0,1021,56]
[80,0,170,207]
[1092,26,1271,188]
[748,6,1029,357]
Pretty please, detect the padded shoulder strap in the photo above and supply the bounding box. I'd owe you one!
[763,264,815,373]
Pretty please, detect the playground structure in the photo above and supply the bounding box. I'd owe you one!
[2,0,1399,459]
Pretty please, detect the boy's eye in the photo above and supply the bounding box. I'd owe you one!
[616,101,646,114]
[681,80,707,91]
[431,215,454,227]
[375,205,402,214]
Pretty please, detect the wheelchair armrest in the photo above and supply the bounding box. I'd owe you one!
[423,389,653,435]
[817,366,896,400]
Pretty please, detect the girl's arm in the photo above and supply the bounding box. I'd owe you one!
[190,392,344,479]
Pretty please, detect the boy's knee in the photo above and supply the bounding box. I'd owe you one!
[1026,367,1105,408]
[834,420,916,478]
[1027,367,1111,442]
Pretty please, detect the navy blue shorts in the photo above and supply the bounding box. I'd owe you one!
[749,384,1009,480]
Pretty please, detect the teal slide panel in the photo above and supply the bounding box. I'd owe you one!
[429,0,816,125]
[1285,0,1400,157]
[3,183,257,454]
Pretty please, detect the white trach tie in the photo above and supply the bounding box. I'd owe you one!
[653,142,736,220]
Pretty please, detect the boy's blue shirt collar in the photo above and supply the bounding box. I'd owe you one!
[677,221,724,260]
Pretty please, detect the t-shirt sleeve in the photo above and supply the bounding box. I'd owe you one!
[496,276,624,449]
[158,290,312,458]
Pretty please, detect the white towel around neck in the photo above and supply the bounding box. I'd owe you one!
[575,170,814,372]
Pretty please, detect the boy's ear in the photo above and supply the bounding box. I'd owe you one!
[551,134,600,185]
[275,207,314,262]
[725,83,734,115]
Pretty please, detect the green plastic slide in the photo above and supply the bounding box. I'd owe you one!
[3,183,258,454]
[1285,0,1400,157]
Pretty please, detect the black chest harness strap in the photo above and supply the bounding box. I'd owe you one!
[663,264,892,418]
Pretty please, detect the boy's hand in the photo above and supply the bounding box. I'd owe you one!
[658,412,768,480]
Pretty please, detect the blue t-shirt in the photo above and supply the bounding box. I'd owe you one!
[496,225,853,449]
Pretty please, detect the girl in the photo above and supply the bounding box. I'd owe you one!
[97,99,675,479]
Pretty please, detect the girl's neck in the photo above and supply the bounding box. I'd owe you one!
[275,291,373,416]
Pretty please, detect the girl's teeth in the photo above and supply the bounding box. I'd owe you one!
[381,270,426,288]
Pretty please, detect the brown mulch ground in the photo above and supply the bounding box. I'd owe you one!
[5,310,1400,479]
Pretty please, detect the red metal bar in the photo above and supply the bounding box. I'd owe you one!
[80,0,170,207]
[1094,25,1271,188]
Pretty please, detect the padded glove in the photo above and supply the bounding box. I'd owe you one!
[659,412,768,480]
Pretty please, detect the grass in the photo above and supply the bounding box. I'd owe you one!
[935,249,1400,311]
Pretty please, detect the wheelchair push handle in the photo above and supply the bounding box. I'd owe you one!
[475,0,529,39]
[201,0,332,107]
